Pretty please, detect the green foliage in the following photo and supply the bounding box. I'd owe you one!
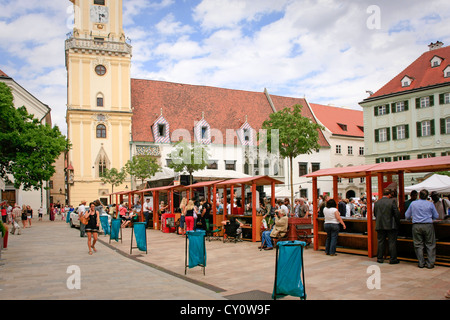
[260,104,324,204]
[168,142,209,185]
[0,82,69,190]
[260,104,323,159]
[125,155,161,184]
[100,167,127,194]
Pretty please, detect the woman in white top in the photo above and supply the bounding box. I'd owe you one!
[323,198,346,256]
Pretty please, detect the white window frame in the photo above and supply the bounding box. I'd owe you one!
[420,96,430,108]
[446,118,450,134]
[379,128,388,142]
[396,101,405,112]
[445,93,450,104]
[396,125,406,140]
[421,120,431,136]
[378,105,388,115]
[347,146,353,155]
[336,145,341,154]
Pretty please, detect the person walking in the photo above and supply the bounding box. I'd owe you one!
[26,205,32,227]
[323,198,346,256]
[77,201,87,237]
[374,189,401,264]
[10,204,22,235]
[405,189,439,269]
[83,202,100,255]
[21,205,28,228]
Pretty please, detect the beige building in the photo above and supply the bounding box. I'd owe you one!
[65,0,133,205]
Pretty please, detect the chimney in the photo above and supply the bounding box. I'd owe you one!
[428,41,444,51]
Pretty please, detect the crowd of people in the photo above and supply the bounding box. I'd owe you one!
[320,188,449,269]
[1,203,41,235]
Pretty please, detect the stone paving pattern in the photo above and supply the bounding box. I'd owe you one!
[0,219,449,300]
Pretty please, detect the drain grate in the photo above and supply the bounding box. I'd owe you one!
[224,290,272,300]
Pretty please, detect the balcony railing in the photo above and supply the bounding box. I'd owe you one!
[65,37,132,56]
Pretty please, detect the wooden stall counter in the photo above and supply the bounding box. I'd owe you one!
[397,219,450,266]
[317,217,377,256]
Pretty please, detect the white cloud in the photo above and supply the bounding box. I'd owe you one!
[2,0,450,135]
[156,13,194,35]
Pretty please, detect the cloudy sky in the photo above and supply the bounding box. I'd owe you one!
[0,0,449,135]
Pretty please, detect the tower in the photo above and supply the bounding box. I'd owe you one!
[65,0,132,205]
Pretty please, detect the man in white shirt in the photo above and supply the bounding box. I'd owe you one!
[77,201,87,237]
[143,198,152,228]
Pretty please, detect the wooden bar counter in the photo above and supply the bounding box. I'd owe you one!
[317,217,450,266]
[317,217,377,256]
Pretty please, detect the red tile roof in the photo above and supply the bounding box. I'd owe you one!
[310,103,364,138]
[131,79,329,147]
[0,69,10,78]
[368,45,450,99]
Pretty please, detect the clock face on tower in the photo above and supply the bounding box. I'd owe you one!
[90,5,109,23]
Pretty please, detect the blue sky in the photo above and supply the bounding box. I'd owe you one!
[1,0,450,135]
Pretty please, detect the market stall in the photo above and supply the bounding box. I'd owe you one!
[215,175,283,242]
[305,156,450,266]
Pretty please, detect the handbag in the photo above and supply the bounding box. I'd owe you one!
[80,214,88,225]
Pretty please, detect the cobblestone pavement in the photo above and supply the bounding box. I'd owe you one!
[1,218,449,301]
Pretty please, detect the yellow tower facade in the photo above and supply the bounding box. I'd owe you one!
[65,0,132,206]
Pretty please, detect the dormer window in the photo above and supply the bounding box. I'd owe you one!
[401,75,412,87]
[194,117,211,144]
[337,123,347,131]
[238,121,254,146]
[152,114,170,143]
[158,124,165,137]
[430,55,443,68]
[444,66,450,78]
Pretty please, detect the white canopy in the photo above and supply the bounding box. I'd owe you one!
[404,174,450,194]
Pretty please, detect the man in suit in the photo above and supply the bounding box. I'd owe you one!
[374,189,401,264]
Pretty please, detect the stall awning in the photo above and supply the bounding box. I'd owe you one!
[185,180,225,189]
[216,175,284,187]
[304,156,450,179]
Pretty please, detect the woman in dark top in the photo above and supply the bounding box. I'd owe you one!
[184,200,195,232]
[83,202,100,255]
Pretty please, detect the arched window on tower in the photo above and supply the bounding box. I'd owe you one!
[96,124,106,138]
[95,148,110,178]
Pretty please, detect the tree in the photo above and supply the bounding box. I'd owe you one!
[125,155,161,185]
[168,142,209,185]
[260,104,324,205]
[100,167,127,194]
[0,82,69,191]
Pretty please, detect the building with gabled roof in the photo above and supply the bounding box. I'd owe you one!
[130,78,331,201]
[309,103,365,199]
[359,41,450,186]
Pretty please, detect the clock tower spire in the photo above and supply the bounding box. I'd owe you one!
[65,0,132,206]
